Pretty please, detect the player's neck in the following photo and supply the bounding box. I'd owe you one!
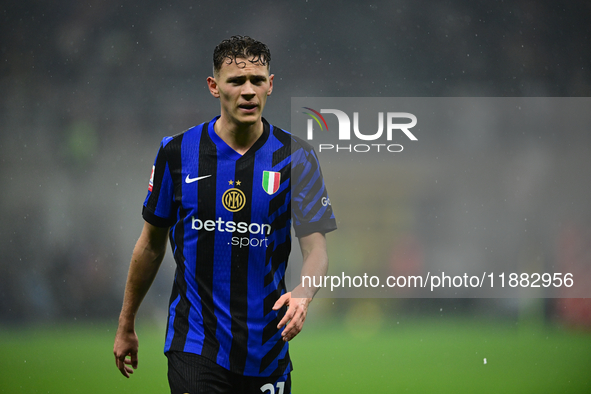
[214,116,264,155]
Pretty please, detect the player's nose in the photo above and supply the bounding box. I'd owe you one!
[241,82,256,96]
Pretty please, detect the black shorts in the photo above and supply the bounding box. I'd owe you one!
[166,351,291,394]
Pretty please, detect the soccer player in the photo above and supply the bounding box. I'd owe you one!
[113,36,336,394]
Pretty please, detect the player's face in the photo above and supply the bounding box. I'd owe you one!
[208,57,274,128]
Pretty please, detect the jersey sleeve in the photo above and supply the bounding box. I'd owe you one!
[291,137,337,237]
[142,137,176,228]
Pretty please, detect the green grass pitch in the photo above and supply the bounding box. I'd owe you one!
[0,317,589,393]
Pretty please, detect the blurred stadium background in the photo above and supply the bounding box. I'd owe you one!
[1,0,590,392]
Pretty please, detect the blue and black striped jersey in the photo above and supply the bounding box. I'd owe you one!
[142,116,336,377]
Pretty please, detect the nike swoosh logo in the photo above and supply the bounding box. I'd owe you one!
[185,174,211,184]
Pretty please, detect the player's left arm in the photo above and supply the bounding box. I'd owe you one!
[273,231,328,341]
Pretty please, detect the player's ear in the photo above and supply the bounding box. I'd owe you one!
[267,74,274,96]
[207,76,220,98]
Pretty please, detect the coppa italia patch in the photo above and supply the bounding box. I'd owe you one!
[148,165,155,192]
[262,171,280,195]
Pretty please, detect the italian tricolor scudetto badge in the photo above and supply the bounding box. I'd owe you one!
[262,171,281,195]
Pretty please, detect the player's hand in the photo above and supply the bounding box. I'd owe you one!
[113,327,139,378]
[273,292,311,342]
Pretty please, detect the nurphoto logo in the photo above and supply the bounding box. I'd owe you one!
[302,107,418,153]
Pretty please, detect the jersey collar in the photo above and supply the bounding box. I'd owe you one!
[207,116,272,160]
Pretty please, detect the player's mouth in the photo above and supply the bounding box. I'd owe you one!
[238,102,258,113]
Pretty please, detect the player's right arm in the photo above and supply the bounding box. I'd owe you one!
[113,221,169,378]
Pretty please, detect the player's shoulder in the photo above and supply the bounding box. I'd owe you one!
[269,123,316,156]
[159,122,207,150]
[290,133,316,155]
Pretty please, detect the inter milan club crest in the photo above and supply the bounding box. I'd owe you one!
[222,180,246,212]
[262,171,281,195]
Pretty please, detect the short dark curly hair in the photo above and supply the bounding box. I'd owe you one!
[213,35,271,75]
